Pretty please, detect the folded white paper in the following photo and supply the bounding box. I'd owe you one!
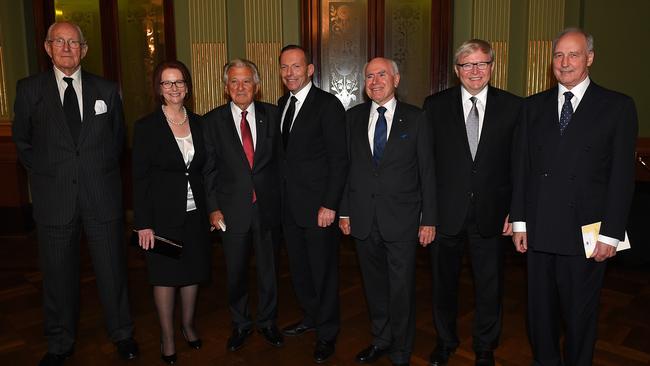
[581,221,630,258]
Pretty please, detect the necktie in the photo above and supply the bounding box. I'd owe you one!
[559,91,574,135]
[466,96,479,160]
[373,106,388,166]
[282,96,297,150]
[240,111,256,203]
[63,77,82,144]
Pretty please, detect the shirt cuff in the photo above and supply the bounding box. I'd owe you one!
[339,216,350,219]
[513,221,527,232]
[598,234,619,248]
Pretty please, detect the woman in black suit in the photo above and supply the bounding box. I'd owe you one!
[132,60,210,364]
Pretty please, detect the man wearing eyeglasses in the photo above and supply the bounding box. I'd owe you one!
[12,22,138,366]
[422,39,522,366]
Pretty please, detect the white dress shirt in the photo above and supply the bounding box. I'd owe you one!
[53,66,84,120]
[512,76,618,247]
[460,85,488,140]
[174,133,197,212]
[281,81,312,133]
[230,102,257,148]
[367,97,397,153]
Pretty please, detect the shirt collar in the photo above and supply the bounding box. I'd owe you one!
[290,81,312,103]
[230,101,255,117]
[460,84,488,106]
[558,76,590,101]
[53,66,82,84]
[370,96,397,115]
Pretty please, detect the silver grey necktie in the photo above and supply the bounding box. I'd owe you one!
[466,96,479,160]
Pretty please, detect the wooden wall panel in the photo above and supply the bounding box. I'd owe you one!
[188,0,228,114]
[525,0,564,96]
[244,0,283,104]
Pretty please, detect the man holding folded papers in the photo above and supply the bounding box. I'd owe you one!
[510,28,638,366]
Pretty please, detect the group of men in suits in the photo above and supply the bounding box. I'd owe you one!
[13,19,636,366]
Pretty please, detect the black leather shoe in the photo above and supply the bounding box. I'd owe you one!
[282,321,315,336]
[115,338,139,360]
[475,350,495,366]
[429,346,455,366]
[355,344,388,363]
[227,328,253,351]
[258,326,284,347]
[314,340,335,363]
[181,327,202,349]
[160,343,177,365]
[39,349,73,366]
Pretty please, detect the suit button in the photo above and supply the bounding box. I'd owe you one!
[541,172,549,177]
[471,168,477,174]
[373,172,379,177]
[467,191,474,199]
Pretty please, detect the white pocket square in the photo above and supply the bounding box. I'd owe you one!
[94,100,107,115]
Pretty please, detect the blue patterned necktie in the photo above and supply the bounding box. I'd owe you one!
[559,91,574,135]
[373,106,388,166]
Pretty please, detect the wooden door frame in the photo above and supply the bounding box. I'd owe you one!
[300,0,453,94]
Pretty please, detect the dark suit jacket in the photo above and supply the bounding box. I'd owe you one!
[339,100,436,242]
[132,108,208,235]
[277,85,348,228]
[203,101,282,233]
[13,69,125,225]
[424,86,522,237]
[511,81,638,255]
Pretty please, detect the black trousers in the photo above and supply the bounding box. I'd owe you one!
[355,219,416,364]
[527,250,606,366]
[37,197,133,354]
[283,210,340,342]
[430,204,504,352]
[221,204,280,330]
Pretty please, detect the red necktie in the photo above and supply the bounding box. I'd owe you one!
[240,111,256,203]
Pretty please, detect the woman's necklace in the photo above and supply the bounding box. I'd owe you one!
[162,105,187,126]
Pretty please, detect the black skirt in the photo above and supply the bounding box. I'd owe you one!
[145,210,211,286]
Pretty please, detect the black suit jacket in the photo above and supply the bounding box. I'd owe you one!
[339,100,436,241]
[203,101,282,233]
[132,108,208,234]
[424,86,522,237]
[278,85,348,228]
[511,81,638,255]
[13,69,125,225]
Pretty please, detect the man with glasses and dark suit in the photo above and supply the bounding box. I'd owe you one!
[423,39,522,366]
[12,21,138,366]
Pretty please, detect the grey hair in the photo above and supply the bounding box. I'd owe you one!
[552,27,594,53]
[363,57,400,76]
[454,39,494,64]
[222,58,261,85]
[46,22,86,44]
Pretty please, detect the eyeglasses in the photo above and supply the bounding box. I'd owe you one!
[160,80,187,89]
[47,38,86,49]
[456,61,492,71]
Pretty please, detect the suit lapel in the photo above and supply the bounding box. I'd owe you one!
[78,72,98,147]
[380,101,408,164]
[252,101,269,171]
[285,86,317,154]
[357,102,373,164]
[187,113,202,170]
[43,71,75,146]
[223,105,252,170]
[157,108,187,168]
[562,82,600,138]
[474,87,497,162]
[452,87,474,161]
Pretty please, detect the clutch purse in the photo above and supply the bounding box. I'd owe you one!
[130,230,183,259]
